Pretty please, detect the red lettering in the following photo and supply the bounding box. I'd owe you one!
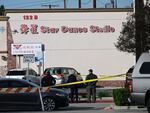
[40,26,47,33]
[111,27,115,32]
[30,24,38,34]
[61,26,88,33]
[23,15,38,20]
[34,15,38,20]
[90,25,96,33]
[90,25,115,33]
[61,26,68,33]
[40,26,59,33]
[23,15,26,20]
[29,15,33,20]
[20,24,29,34]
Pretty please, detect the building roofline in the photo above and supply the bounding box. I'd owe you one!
[0,16,9,21]
[5,8,133,14]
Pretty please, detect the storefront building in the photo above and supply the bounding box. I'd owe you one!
[0,16,16,75]
[5,8,134,75]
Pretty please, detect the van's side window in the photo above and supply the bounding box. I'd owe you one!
[140,62,150,74]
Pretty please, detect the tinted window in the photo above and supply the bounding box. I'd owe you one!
[28,70,33,75]
[127,67,134,74]
[140,62,150,74]
[31,70,37,76]
[55,68,62,74]
[0,81,9,88]
[7,70,26,75]
[63,69,69,74]
[46,68,62,75]
[10,81,32,88]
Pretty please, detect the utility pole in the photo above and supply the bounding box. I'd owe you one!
[93,0,96,8]
[79,0,81,9]
[115,0,117,8]
[110,0,114,8]
[41,4,58,9]
[64,0,67,9]
[135,0,145,61]
[0,5,4,16]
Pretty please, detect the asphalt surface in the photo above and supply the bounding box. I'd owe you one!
[2,103,148,113]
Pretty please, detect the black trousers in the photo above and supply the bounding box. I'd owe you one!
[87,87,96,103]
[70,87,78,102]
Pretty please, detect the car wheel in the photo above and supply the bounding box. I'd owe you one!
[43,97,56,111]
[147,97,150,113]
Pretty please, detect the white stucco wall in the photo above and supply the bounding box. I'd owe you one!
[7,11,135,75]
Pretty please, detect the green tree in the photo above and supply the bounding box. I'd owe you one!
[115,13,136,54]
[115,2,150,58]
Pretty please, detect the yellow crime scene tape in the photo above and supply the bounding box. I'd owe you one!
[50,73,126,88]
[0,73,126,93]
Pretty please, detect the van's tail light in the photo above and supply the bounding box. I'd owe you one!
[56,74,64,76]
[127,79,133,93]
[51,74,64,80]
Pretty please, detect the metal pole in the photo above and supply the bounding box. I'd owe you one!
[27,62,29,75]
[42,51,44,73]
[115,0,117,8]
[64,0,67,9]
[48,5,51,9]
[79,0,81,8]
[18,55,21,69]
[93,0,96,8]
[38,88,44,111]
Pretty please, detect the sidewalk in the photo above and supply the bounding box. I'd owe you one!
[70,97,114,103]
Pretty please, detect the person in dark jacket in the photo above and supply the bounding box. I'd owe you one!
[85,69,98,103]
[67,71,78,103]
[41,72,56,87]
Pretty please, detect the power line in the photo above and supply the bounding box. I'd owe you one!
[97,0,106,5]
[82,0,91,5]
[41,4,59,9]
[5,0,52,7]
[8,0,62,8]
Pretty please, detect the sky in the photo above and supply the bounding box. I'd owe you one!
[1,0,133,9]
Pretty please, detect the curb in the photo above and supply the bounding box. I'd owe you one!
[69,99,113,103]
[113,105,146,110]
[96,100,113,103]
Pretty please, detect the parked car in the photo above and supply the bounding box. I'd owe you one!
[43,67,83,86]
[0,78,69,111]
[129,53,150,113]
[5,68,40,84]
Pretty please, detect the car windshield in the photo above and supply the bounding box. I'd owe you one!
[7,70,26,76]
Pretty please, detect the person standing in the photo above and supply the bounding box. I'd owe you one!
[85,69,98,103]
[67,71,78,103]
[41,72,56,87]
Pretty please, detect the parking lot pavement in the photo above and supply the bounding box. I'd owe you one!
[3,103,148,113]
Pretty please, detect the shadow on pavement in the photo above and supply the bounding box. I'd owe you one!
[56,106,105,111]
